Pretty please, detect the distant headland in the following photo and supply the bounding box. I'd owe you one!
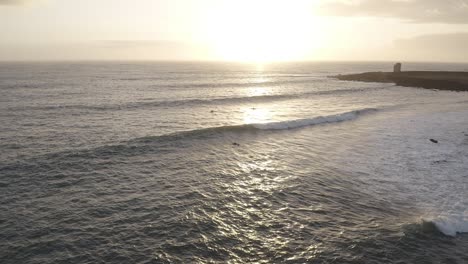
[332,64,468,92]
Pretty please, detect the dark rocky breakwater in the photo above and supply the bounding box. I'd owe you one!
[333,71,468,91]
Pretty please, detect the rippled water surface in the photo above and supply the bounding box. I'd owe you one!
[1,62,468,263]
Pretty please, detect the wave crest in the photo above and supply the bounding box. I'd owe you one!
[427,215,468,236]
[3,108,379,164]
[131,108,378,146]
[252,108,377,130]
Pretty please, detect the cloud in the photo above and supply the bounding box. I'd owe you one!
[0,0,29,5]
[393,33,468,62]
[100,40,192,49]
[319,0,468,24]
[0,40,213,61]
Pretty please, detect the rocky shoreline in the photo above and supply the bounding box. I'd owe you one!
[332,71,468,91]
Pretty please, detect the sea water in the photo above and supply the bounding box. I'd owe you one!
[1,62,468,263]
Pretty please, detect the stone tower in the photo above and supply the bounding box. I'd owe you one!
[393,62,402,73]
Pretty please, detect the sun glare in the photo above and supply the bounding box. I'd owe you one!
[205,0,317,62]
[243,107,273,124]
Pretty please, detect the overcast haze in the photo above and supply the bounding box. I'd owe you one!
[1,0,468,62]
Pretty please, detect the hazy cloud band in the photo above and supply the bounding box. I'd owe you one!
[0,0,29,5]
[320,0,468,24]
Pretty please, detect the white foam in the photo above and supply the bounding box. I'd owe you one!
[252,108,377,130]
[429,214,468,236]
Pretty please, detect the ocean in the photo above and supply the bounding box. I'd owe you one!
[1,61,468,263]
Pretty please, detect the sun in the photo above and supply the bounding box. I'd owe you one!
[203,0,318,62]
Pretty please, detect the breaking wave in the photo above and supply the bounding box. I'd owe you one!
[129,108,378,146]
[426,215,468,237]
[252,108,377,130]
[0,108,379,166]
[153,107,375,134]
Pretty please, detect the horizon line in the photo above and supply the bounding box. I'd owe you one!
[1,59,468,64]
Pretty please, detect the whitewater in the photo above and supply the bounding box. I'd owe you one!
[1,62,468,263]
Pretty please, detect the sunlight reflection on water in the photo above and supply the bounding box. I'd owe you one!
[242,107,275,124]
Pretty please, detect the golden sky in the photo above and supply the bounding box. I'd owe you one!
[1,0,468,62]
